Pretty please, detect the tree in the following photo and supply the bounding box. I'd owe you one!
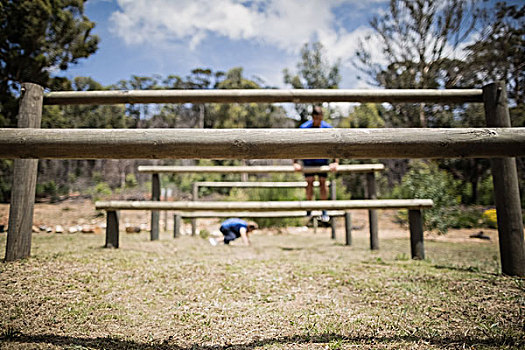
[355,0,483,127]
[464,2,524,106]
[0,0,99,126]
[283,42,341,125]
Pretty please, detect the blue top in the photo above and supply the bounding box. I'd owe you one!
[299,120,333,165]
[220,218,248,233]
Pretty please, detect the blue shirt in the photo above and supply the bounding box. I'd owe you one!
[299,120,333,166]
[220,218,247,234]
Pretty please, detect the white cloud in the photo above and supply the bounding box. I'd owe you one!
[110,0,386,56]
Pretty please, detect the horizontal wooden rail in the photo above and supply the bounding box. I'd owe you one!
[43,89,484,105]
[95,199,434,211]
[1,128,524,159]
[194,181,327,188]
[174,210,346,218]
[139,164,384,174]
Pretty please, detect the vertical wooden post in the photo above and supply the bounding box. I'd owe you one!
[483,82,525,276]
[5,83,43,261]
[345,212,352,246]
[191,183,198,236]
[330,179,337,240]
[366,172,379,250]
[408,209,425,260]
[105,210,120,248]
[161,188,168,231]
[150,173,160,241]
[313,217,318,234]
[174,214,181,238]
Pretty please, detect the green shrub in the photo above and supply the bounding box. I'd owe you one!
[125,173,138,188]
[391,161,459,234]
[199,229,210,239]
[448,207,482,229]
[246,173,305,228]
[90,182,112,201]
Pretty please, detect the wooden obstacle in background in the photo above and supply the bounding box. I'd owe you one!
[4,83,524,276]
[96,199,433,259]
[137,164,384,244]
[172,210,346,237]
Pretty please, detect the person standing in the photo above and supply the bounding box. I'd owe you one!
[293,106,338,221]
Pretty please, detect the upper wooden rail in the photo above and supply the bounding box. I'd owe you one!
[43,89,484,105]
[95,199,434,211]
[1,128,523,159]
[138,164,384,174]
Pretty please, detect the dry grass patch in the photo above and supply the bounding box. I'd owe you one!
[0,226,523,349]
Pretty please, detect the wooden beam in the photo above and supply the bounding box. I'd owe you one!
[195,181,328,188]
[5,83,43,261]
[1,128,524,159]
[43,89,484,105]
[173,210,346,218]
[483,82,525,276]
[150,173,160,241]
[95,199,434,211]
[142,165,384,174]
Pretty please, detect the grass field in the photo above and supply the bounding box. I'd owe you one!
[0,223,524,349]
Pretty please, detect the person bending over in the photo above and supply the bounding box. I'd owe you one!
[209,218,257,246]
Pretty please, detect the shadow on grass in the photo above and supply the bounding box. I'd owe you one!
[1,331,520,349]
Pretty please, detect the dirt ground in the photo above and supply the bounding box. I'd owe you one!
[0,199,499,244]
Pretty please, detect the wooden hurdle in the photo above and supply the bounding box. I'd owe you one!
[3,83,524,275]
[95,199,433,259]
[137,164,385,244]
[172,210,346,237]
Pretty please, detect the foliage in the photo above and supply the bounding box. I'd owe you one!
[339,103,385,128]
[124,174,138,189]
[354,0,483,127]
[391,161,459,233]
[464,2,524,105]
[283,42,341,125]
[482,209,498,229]
[89,182,112,202]
[0,0,99,126]
[245,173,305,228]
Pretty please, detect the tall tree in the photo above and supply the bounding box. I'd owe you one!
[355,0,483,127]
[0,0,99,126]
[283,42,341,125]
[464,2,524,106]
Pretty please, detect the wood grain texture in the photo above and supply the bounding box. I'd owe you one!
[5,83,43,261]
[1,128,524,159]
[483,82,525,276]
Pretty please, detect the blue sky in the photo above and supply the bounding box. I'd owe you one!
[65,0,390,89]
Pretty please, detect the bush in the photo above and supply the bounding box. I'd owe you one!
[391,161,459,234]
[90,182,112,201]
[245,173,305,228]
[125,173,138,188]
[482,209,498,228]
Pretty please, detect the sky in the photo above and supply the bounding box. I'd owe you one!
[65,0,390,90]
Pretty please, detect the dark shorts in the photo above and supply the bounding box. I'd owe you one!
[220,226,240,244]
[305,172,328,179]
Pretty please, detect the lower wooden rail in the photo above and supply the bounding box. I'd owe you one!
[96,199,433,259]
